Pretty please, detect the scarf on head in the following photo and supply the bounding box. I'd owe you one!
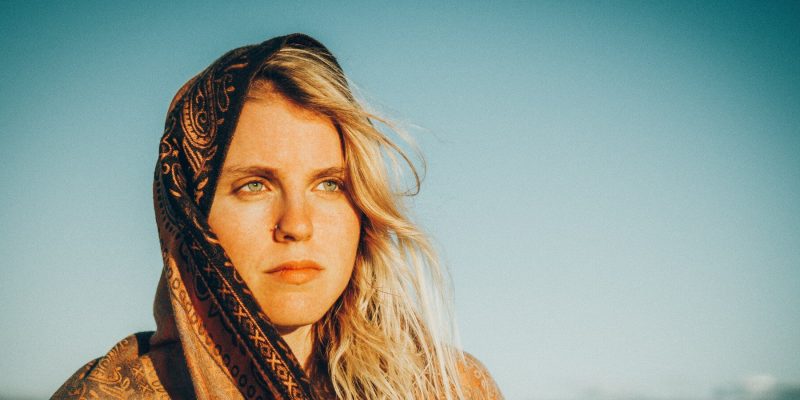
[53,33,336,400]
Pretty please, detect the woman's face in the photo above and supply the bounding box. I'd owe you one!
[208,90,360,332]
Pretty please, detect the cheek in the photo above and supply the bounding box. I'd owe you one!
[316,202,361,280]
[323,202,360,250]
[208,200,272,272]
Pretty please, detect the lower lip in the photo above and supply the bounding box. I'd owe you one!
[268,268,321,285]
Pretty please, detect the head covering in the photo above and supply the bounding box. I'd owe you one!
[53,33,339,400]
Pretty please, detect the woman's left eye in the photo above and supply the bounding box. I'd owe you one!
[316,180,341,192]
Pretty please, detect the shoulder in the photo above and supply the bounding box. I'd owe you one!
[457,352,504,400]
[51,332,172,400]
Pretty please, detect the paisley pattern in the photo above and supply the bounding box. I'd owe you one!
[460,354,505,400]
[53,333,170,399]
[54,34,336,400]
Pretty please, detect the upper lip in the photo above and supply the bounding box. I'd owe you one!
[266,260,323,273]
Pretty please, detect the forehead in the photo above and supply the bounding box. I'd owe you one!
[223,94,343,173]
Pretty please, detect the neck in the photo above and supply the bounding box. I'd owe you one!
[276,324,314,374]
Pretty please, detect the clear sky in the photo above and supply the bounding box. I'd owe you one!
[1,1,799,399]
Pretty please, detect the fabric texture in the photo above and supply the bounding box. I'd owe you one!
[52,33,338,400]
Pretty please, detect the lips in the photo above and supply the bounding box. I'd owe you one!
[266,260,323,285]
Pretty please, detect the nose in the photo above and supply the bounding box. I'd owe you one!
[274,192,312,242]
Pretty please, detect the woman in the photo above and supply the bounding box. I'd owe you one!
[53,33,502,400]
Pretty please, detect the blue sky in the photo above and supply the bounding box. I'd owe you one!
[1,1,799,399]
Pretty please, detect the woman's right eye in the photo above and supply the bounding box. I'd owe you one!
[241,181,265,192]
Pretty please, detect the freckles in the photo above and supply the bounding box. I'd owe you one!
[235,204,275,233]
[316,207,360,240]
[214,203,275,274]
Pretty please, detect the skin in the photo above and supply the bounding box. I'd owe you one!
[208,90,361,372]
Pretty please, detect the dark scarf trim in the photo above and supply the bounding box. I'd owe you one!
[154,33,340,400]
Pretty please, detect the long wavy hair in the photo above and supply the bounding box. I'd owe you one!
[245,44,465,399]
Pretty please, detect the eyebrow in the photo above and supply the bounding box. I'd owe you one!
[222,165,347,181]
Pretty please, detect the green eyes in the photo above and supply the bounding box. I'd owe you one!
[245,182,264,192]
[317,180,340,192]
[238,180,342,193]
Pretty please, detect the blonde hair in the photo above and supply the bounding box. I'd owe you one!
[249,45,465,399]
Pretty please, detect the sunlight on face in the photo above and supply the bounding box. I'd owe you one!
[208,90,360,332]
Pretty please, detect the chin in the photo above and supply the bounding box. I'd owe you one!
[258,292,333,330]
[267,311,328,332]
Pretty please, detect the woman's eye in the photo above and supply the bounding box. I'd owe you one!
[317,180,341,192]
[242,182,265,192]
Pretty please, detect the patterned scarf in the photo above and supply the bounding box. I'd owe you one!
[55,33,337,400]
[152,33,337,400]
